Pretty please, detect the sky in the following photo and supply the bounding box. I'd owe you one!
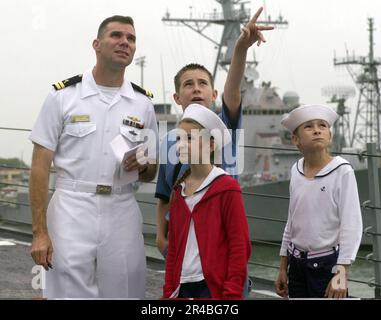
[0,0,380,164]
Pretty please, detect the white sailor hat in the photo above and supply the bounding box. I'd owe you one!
[281,104,338,133]
[181,103,232,148]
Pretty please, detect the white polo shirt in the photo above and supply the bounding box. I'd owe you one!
[280,156,363,265]
[29,69,159,185]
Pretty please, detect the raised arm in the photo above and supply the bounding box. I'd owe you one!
[224,6,274,119]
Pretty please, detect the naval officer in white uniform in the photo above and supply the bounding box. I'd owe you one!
[29,15,158,299]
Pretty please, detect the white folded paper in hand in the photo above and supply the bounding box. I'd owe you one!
[110,134,141,186]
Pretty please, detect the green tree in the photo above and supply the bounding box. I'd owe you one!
[0,157,29,169]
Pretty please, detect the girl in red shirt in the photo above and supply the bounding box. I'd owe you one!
[162,103,251,299]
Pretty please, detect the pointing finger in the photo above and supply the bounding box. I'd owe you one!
[251,6,263,24]
[257,25,275,31]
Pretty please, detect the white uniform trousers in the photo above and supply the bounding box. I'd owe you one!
[43,188,146,298]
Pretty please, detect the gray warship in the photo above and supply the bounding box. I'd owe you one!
[139,0,380,245]
[1,1,380,248]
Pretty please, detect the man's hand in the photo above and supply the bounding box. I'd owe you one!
[124,147,148,173]
[238,6,274,49]
[31,232,53,271]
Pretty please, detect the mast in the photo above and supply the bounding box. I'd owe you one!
[162,0,288,82]
[322,86,355,151]
[334,18,381,150]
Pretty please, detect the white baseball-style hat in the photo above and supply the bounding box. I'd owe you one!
[281,104,338,133]
[181,103,232,149]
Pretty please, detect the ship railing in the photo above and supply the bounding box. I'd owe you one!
[1,127,381,297]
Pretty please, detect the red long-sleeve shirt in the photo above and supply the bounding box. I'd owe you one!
[163,175,251,299]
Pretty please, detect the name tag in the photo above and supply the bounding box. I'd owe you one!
[71,115,90,123]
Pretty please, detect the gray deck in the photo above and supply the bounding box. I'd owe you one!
[0,232,278,300]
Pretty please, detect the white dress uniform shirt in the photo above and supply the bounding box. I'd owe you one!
[30,69,158,184]
[280,156,363,265]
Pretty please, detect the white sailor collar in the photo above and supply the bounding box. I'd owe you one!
[181,166,228,197]
[80,69,137,100]
[296,156,351,178]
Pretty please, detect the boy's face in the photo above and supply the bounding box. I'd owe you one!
[292,119,332,152]
[173,69,218,110]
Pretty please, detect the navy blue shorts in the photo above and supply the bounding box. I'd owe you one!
[288,251,338,298]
